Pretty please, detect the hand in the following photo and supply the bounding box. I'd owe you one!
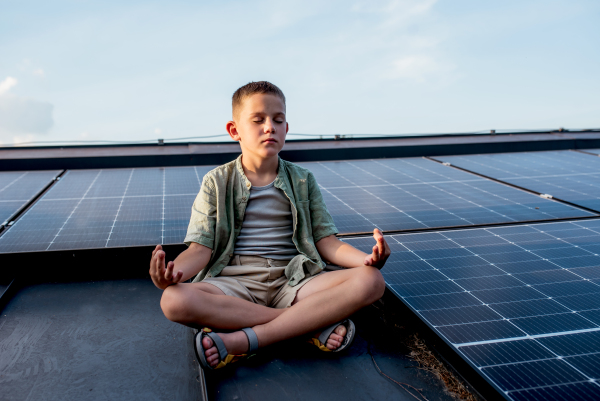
[363,228,391,270]
[150,245,184,290]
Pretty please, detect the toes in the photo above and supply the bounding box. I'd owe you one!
[201,335,220,367]
[202,335,214,350]
[326,325,347,350]
[207,353,220,367]
[334,324,347,337]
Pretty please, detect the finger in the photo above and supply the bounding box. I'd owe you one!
[157,251,166,274]
[364,255,373,266]
[373,228,383,240]
[372,245,380,262]
[377,235,384,256]
[151,244,161,259]
[165,261,174,281]
[150,250,161,275]
[172,270,184,284]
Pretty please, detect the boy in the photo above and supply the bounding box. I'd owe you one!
[150,81,390,370]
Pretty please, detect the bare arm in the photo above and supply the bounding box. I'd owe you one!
[316,228,391,269]
[149,242,212,290]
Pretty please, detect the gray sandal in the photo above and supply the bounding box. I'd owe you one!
[194,327,259,370]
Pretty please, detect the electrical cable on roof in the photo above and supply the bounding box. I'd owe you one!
[367,342,429,401]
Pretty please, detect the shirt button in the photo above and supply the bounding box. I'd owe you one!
[242,197,246,201]
[246,183,251,188]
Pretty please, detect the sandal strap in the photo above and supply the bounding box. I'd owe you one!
[241,327,259,353]
[205,331,229,361]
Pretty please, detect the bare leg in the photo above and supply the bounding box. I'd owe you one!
[202,266,385,367]
[160,282,285,330]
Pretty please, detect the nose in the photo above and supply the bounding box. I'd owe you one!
[264,118,276,134]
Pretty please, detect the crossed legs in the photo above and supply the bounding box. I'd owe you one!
[160,265,385,368]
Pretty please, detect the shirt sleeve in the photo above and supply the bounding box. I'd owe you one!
[183,175,217,249]
[307,171,339,243]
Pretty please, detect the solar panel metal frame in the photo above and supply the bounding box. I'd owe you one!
[577,148,600,157]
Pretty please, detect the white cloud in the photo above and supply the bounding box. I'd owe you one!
[33,68,45,77]
[0,77,18,95]
[154,128,162,135]
[0,77,54,141]
[0,95,54,135]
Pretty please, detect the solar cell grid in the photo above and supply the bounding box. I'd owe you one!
[300,158,592,234]
[342,219,600,399]
[0,166,215,253]
[0,170,61,224]
[437,151,600,213]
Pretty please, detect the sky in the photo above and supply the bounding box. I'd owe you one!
[0,0,599,146]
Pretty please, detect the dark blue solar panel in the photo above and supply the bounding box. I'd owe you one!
[299,158,592,234]
[437,320,525,344]
[0,166,215,253]
[419,305,503,326]
[482,359,587,391]
[490,299,570,318]
[460,340,554,366]
[511,313,597,335]
[344,219,600,400]
[579,310,600,325]
[0,170,61,225]
[437,151,600,213]
[553,293,600,311]
[509,382,600,401]
[565,354,600,379]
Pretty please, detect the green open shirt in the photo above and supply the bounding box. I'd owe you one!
[184,155,339,286]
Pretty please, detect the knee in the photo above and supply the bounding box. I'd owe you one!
[160,285,191,323]
[353,267,386,305]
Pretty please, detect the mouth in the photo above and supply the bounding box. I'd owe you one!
[263,138,277,143]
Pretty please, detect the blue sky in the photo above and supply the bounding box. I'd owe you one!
[0,0,598,146]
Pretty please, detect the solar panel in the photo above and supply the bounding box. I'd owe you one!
[0,170,62,226]
[0,166,215,253]
[343,219,600,400]
[437,151,600,213]
[299,159,594,234]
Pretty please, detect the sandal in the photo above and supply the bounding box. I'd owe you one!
[308,319,356,353]
[194,327,259,370]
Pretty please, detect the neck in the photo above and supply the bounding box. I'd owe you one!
[240,153,279,186]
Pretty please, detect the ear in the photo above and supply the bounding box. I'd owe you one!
[226,120,241,141]
[285,122,289,134]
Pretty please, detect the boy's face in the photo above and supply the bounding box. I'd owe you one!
[227,93,288,160]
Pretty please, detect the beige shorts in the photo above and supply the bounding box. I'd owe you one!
[202,255,324,309]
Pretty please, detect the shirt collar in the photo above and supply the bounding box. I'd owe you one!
[235,154,285,189]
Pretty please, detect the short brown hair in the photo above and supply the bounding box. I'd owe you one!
[232,81,286,119]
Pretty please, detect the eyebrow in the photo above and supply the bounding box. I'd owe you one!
[249,112,285,117]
